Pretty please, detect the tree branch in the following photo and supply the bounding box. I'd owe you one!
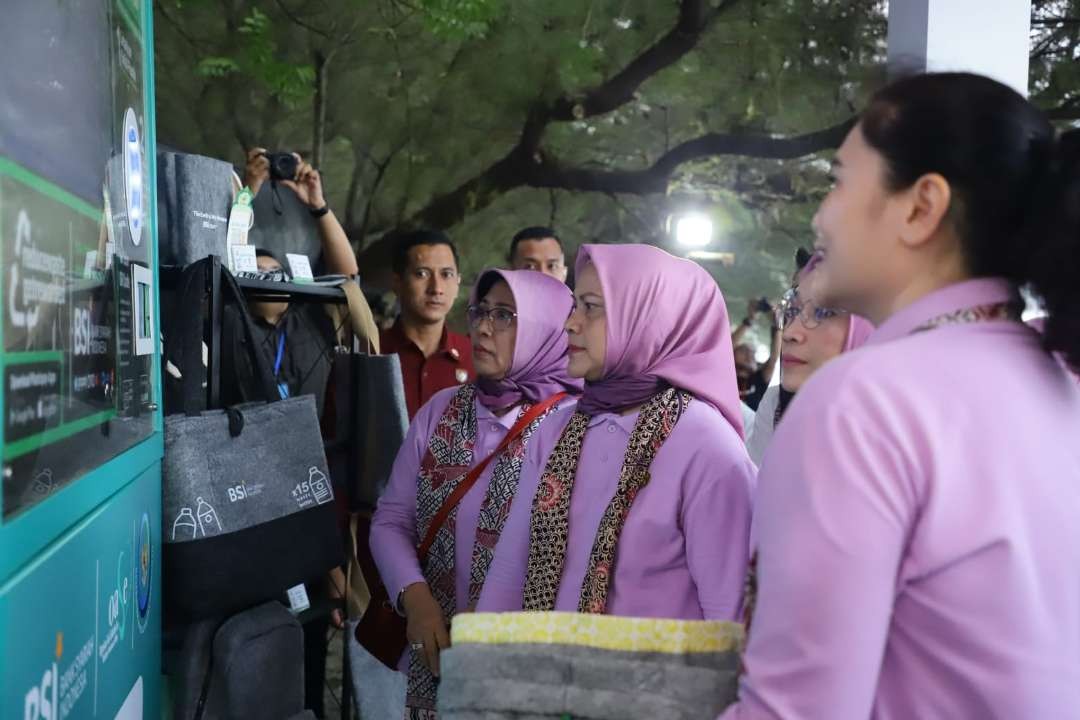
[547,0,733,122]
[272,0,332,39]
[525,118,856,195]
[406,0,746,230]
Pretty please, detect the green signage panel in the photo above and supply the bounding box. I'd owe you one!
[0,467,160,719]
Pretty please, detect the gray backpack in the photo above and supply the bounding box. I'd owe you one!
[173,602,307,720]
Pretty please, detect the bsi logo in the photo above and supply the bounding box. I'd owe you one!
[226,481,264,503]
[23,661,58,720]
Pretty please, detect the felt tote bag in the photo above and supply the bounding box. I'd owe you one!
[162,263,343,620]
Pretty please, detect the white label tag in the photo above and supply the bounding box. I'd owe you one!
[287,583,311,614]
[84,251,99,278]
[225,204,253,248]
[286,253,314,281]
[229,244,258,274]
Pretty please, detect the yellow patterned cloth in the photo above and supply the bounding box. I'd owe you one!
[451,612,744,654]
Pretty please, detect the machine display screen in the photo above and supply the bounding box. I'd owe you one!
[0,0,156,521]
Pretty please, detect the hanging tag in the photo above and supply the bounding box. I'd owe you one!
[225,187,255,249]
[286,253,314,282]
[286,583,311,614]
[229,244,258,274]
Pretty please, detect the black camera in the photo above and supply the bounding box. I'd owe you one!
[264,152,298,182]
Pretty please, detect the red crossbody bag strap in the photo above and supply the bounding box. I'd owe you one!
[416,392,568,562]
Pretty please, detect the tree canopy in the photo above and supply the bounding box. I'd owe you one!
[155,0,1080,322]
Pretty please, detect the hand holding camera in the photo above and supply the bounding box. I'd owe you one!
[244,147,326,211]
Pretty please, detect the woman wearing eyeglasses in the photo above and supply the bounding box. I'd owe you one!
[745,277,874,466]
[477,244,756,623]
[371,269,581,718]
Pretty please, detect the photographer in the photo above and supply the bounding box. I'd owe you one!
[222,148,359,416]
[732,297,781,411]
[221,147,358,719]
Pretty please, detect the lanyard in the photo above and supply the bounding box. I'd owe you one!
[273,330,290,399]
[911,300,1021,334]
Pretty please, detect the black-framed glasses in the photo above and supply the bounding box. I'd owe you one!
[467,304,517,331]
[780,287,842,330]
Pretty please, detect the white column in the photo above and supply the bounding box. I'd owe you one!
[887,0,1032,96]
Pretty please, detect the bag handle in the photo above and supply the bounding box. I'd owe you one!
[416,392,568,562]
[339,279,380,354]
[163,257,280,416]
[216,265,280,404]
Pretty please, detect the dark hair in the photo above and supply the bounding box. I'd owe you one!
[794,247,813,271]
[860,72,1080,372]
[509,226,563,261]
[254,247,281,262]
[475,269,508,302]
[390,229,460,275]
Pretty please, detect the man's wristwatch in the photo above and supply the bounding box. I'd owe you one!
[309,204,330,218]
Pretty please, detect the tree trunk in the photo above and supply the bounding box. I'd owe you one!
[312,49,330,168]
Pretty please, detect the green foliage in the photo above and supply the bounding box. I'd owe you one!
[413,0,504,39]
[155,0,1080,327]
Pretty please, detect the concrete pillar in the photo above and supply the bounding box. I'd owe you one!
[887,0,1032,95]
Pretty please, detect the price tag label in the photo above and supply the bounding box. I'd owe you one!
[225,188,255,248]
[286,253,314,281]
[229,244,258,274]
[287,583,311,614]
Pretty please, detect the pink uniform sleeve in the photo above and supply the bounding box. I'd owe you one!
[370,397,442,602]
[682,450,756,620]
[721,372,917,719]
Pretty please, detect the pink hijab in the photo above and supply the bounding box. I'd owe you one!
[845,315,875,352]
[575,244,745,438]
[470,268,583,408]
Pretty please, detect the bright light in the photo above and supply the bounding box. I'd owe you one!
[675,214,713,248]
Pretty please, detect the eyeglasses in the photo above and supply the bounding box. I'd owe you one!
[780,287,842,330]
[467,304,517,331]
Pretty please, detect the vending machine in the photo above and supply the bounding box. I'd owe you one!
[0,1,163,718]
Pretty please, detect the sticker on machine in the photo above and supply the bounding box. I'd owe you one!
[122,108,143,247]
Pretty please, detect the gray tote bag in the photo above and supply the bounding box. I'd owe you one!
[162,261,343,620]
[156,151,236,267]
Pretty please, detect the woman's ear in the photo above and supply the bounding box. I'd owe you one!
[898,172,952,250]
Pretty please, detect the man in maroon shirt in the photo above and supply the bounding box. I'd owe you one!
[381,230,475,419]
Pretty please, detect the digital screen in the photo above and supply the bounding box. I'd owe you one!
[0,0,156,521]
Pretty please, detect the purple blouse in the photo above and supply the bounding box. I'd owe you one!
[478,399,756,620]
[722,279,1080,719]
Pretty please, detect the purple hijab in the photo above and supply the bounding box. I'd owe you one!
[845,315,875,352]
[575,244,745,439]
[471,268,583,409]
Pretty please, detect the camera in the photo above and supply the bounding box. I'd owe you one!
[755,297,772,314]
[263,152,298,182]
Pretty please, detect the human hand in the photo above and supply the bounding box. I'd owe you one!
[244,147,270,197]
[280,154,326,210]
[327,567,346,630]
[402,582,450,677]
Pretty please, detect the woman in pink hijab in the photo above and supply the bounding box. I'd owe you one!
[746,272,875,466]
[478,243,756,620]
[372,269,581,718]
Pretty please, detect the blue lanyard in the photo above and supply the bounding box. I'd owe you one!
[273,330,290,399]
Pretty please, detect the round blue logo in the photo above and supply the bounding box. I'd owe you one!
[137,512,152,625]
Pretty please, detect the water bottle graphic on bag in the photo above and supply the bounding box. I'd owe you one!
[196,496,222,536]
[309,467,332,505]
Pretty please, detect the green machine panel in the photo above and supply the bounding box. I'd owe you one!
[0,0,163,717]
[0,468,161,719]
